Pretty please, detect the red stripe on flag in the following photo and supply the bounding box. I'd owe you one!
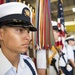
[0,0,4,4]
[57,0,65,50]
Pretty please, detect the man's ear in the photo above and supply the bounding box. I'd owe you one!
[0,29,4,40]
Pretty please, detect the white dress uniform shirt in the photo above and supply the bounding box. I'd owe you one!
[0,49,37,75]
[36,49,47,69]
[59,46,68,67]
[67,45,74,62]
[36,49,59,75]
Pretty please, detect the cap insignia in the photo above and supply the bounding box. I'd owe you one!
[22,7,30,17]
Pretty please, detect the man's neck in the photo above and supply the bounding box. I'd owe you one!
[1,48,20,69]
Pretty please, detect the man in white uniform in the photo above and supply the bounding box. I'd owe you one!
[60,36,74,75]
[65,35,75,75]
[36,23,59,75]
[59,31,69,75]
[0,2,37,75]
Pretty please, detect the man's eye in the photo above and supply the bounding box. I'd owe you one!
[27,30,30,33]
[15,27,30,33]
[17,29,23,32]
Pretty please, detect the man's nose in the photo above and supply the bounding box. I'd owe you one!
[24,31,30,41]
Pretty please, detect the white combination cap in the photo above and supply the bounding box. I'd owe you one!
[51,21,58,31]
[0,2,37,31]
[65,35,75,41]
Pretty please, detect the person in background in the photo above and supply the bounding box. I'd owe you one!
[65,35,75,75]
[49,24,59,75]
[0,2,37,75]
[73,40,75,75]
[59,31,69,75]
[36,24,59,75]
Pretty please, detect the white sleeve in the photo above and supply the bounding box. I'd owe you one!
[36,50,46,69]
[67,45,74,61]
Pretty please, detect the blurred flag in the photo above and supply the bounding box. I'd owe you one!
[35,0,40,48]
[0,0,17,4]
[35,0,58,67]
[0,0,4,4]
[6,0,16,2]
[35,0,44,49]
[57,0,66,50]
[35,0,55,49]
[57,0,66,74]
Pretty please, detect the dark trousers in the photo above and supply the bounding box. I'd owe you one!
[61,67,73,75]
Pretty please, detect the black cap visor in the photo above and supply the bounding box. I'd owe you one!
[53,26,59,31]
[0,14,37,31]
[65,39,75,42]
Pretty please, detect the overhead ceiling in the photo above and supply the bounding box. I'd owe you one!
[51,0,75,22]
[23,0,75,22]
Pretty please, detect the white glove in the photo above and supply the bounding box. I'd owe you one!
[66,64,72,71]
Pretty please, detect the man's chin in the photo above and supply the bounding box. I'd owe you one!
[20,48,28,54]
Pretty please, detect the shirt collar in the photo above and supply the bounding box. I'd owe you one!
[19,55,26,68]
[0,49,12,75]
